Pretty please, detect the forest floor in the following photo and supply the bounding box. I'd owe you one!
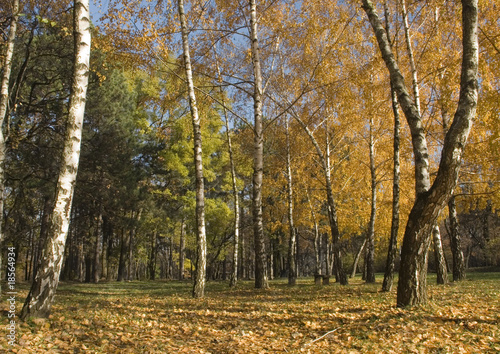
[1,271,499,353]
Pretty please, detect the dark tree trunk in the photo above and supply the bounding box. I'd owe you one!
[33,196,53,279]
[168,236,174,279]
[105,222,113,281]
[127,222,134,281]
[179,219,185,280]
[77,230,85,282]
[448,196,466,281]
[117,228,128,281]
[85,255,92,283]
[92,212,103,283]
[149,231,158,280]
[307,190,321,277]
[324,233,331,277]
[27,230,35,281]
[101,216,112,281]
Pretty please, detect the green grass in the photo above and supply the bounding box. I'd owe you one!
[1,272,499,353]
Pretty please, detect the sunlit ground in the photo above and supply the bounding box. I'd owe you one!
[1,271,499,353]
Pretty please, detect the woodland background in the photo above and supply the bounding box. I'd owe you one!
[0,0,498,300]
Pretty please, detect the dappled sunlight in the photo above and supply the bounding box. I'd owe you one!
[2,275,499,353]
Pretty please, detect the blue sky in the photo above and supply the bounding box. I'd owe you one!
[90,0,109,24]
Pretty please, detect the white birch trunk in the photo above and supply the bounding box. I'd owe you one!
[382,0,401,293]
[212,48,240,288]
[351,239,367,279]
[403,0,449,287]
[383,84,401,292]
[249,0,268,289]
[365,114,377,283]
[20,0,90,319]
[179,218,185,280]
[362,0,430,196]
[285,118,296,285]
[432,224,448,284]
[401,0,422,117]
[0,0,19,297]
[177,0,207,298]
[227,121,240,288]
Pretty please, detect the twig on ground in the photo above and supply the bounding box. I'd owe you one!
[304,327,341,347]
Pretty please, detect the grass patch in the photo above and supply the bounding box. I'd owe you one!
[1,273,499,353]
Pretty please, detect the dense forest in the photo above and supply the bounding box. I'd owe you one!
[0,0,498,319]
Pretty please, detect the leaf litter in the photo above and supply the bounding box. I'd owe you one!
[1,274,499,353]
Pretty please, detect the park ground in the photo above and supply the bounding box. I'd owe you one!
[1,270,499,353]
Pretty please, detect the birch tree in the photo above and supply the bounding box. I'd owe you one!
[226,115,240,287]
[249,0,268,289]
[177,0,207,298]
[381,0,401,293]
[211,40,240,287]
[20,0,91,319]
[362,0,478,306]
[0,0,19,297]
[285,117,297,285]
[306,189,322,278]
[402,0,448,286]
[292,113,348,285]
[382,84,401,292]
[365,112,377,283]
[432,224,448,284]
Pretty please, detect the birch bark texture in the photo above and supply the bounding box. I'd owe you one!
[432,225,448,284]
[227,119,240,288]
[403,0,447,286]
[179,218,186,280]
[0,0,19,297]
[249,0,268,289]
[212,48,240,288]
[382,85,401,292]
[285,118,297,286]
[20,0,91,319]
[362,0,478,307]
[365,110,377,284]
[307,190,321,277]
[177,0,207,298]
[381,1,401,292]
